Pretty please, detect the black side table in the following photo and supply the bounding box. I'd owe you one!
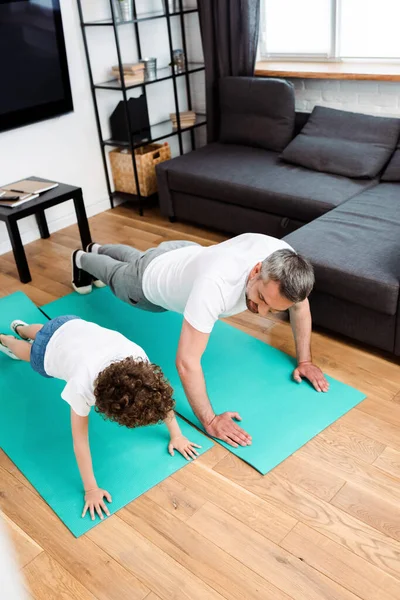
[0,177,92,283]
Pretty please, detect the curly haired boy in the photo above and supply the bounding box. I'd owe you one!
[0,315,200,520]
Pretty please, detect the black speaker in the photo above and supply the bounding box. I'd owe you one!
[109,95,151,144]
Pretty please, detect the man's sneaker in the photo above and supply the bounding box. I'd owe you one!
[86,242,100,253]
[71,250,93,295]
[0,335,20,360]
[10,320,33,343]
[86,242,106,288]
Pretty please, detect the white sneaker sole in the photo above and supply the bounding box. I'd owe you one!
[0,339,20,360]
[93,280,107,288]
[72,282,93,295]
[10,320,33,343]
[71,253,92,295]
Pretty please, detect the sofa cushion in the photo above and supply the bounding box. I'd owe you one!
[219,77,295,152]
[284,183,400,316]
[280,106,400,179]
[381,142,400,181]
[162,143,377,223]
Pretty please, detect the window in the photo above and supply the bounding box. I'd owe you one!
[260,0,400,60]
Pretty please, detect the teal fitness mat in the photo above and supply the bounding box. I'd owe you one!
[43,288,366,475]
[0,292,213,537]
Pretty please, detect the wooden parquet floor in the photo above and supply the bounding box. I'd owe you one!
[1,204,399,600]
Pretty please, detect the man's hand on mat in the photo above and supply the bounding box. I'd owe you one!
[293,361,330,392]
[83,488,112,521]
[169,436,202,460]
[206,413,252,448]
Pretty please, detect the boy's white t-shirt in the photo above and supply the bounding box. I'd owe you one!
[142,233,293,334]
[44,319,149,417]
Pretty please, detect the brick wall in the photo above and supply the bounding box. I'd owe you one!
[288,79,400,117]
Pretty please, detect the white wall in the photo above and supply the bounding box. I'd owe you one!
[0,1,108,255]
[0,0,205,256]
[289,78,400,117]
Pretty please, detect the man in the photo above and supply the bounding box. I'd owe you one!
[72,233,329,447]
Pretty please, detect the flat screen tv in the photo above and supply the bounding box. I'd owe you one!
[0,0,73,134]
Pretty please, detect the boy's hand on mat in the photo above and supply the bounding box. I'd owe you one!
[169,436,202,460]
[83,488,112,521]
[206,413,252,448]
[293,361,330,393]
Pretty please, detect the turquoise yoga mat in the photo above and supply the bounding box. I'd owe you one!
[43,288,366,475]
[0,292,213,537]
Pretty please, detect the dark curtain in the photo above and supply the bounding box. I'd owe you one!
[198,0,261,142]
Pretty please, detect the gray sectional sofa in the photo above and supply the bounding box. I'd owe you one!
[157,77,400,356]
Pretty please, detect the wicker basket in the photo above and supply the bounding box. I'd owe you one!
[109,142,171,196]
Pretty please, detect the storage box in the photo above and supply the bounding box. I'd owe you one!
[109,142,171,196]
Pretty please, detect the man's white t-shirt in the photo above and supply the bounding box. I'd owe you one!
[44,319,148,417]
[142,233,293,334]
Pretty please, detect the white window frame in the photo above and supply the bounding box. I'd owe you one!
[259,0,400,62]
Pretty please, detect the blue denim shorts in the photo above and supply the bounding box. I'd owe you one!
[30,315,81,378]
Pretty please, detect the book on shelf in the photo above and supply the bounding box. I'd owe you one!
[171,117,197,124]
[170,110,196,120]
[114,73,145,85]
[111,62,146,84]
[170,110,196,128]
[111,62,145,74]
[172,119,196,124]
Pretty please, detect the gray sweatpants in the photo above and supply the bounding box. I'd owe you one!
[81,240,198,312]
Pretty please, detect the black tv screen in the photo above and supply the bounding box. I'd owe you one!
[0,0,73,133]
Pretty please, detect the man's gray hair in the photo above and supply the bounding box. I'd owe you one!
[260,249,314,303]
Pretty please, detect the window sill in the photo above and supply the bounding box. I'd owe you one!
[255,61,400,81]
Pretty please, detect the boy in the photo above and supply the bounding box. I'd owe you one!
[0,316,200,521]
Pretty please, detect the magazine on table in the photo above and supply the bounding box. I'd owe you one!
[2,179,58,195]
[0,191,39,208]
[0,178,58,208]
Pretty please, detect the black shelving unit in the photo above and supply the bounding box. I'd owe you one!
[76,0,206,215]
